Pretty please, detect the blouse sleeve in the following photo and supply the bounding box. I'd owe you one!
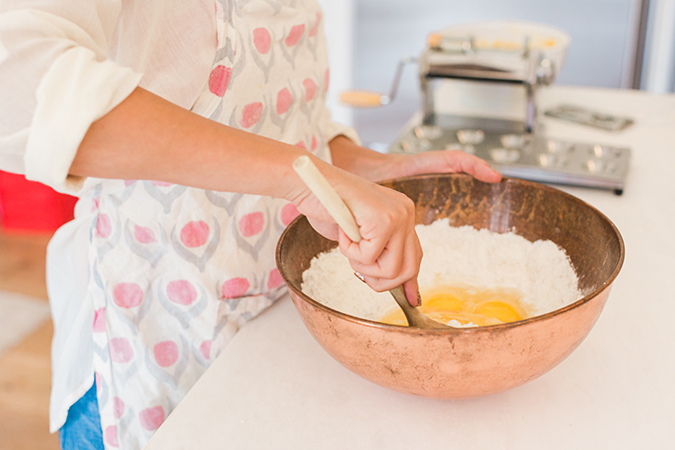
[316,69,361,149]
[320,113,362,148]
[0,2,142,194]
[316,93,362,149]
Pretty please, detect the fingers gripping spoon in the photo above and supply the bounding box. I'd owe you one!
[292,156,450,329]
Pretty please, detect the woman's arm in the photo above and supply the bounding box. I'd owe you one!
[71,87,424,304]
[71,87,308,199]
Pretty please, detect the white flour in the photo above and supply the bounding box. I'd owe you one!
[301,219,581,323]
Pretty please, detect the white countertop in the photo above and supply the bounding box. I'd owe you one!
[146,85,675,449]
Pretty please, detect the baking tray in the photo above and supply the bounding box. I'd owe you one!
[389,114,630,195]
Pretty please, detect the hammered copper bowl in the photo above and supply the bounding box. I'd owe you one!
[276,174,624,399]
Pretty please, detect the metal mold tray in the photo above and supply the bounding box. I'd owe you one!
[389,114,630,195]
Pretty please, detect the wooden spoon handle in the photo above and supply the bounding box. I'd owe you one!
[292,155,362,242]
[293,156,446,329]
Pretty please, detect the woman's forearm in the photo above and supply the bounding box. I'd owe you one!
[70,87,313,200]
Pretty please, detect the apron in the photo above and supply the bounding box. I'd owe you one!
[87,1,332,447]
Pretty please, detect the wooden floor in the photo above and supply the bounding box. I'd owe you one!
[0,232,60,450]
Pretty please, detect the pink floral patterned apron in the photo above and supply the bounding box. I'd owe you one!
[87,1,333,447]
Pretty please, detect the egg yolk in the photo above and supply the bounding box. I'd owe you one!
[380,284,530,327]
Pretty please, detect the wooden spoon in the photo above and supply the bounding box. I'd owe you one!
[292,156,450,329]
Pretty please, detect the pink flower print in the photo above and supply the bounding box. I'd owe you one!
[92,308,106,333]
[91,197,100,212]
[124,180,136,187]
[166,280,197,306]
[110,337,134,364]
[295,141,307,150]
[221,277,250,299]
[113,282,143,308]
[311,136,318,152]
[285,24,305,47]
[239,212,264,237]
[209,65,232,97]
[276,88,293,115]
[95,372,103,393]
[199,340,212,360]
[105,426,119,448]
[154,340,179,367]
[303,78,317,102]
[253,28,272,54]
[268,268,284,290]
[324,68,330,92]
[281,203,300,226]
[151,180,172,187]
[113,397,125,419]
[139,406,165,431]
[309,12,322,37]
[95,214,111,238]
[180,221,210,248]
[240,102,263,128]
[134,225,157,243]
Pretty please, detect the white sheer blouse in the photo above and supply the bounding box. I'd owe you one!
[0,0,216,192]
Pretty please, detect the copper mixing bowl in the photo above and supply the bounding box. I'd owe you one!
[276,174,624,399]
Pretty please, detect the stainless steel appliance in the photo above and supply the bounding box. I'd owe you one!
[344,22,632,195]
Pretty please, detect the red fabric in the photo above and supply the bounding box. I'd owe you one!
[0,170,77,232]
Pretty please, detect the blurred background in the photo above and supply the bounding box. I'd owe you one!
[319,0,674,147]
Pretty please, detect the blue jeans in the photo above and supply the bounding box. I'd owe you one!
[59,381,105,450]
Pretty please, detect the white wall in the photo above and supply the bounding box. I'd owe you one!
[316,0,355,126]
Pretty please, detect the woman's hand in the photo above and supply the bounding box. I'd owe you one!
[386,149,502,183]
[319,135,502,305]
[329,135,502,183]
[288,159,423,306]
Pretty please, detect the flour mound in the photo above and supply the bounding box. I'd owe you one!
[301,219,581,322]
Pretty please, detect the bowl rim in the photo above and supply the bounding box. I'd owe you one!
[276,174,625,335]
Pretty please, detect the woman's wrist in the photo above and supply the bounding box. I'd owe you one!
[329,135,409,182]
